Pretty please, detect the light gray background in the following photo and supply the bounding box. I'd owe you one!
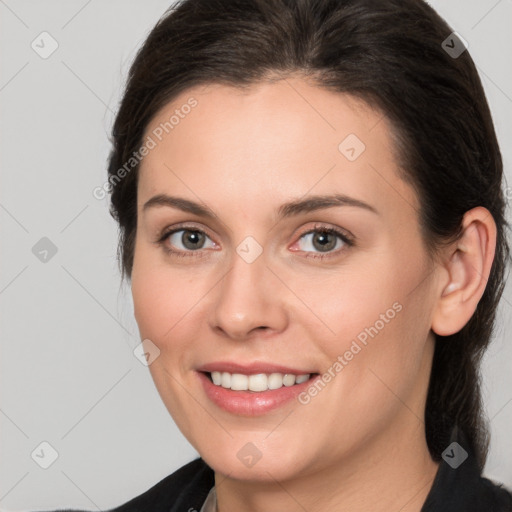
[1,0,511,510]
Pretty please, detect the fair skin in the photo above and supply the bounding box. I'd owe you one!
[130,76,496,512]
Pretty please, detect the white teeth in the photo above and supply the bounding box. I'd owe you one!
[295,374,310,384]
[282,374,296,387]
[268,373,283,390]
[209,371,311,392]
[221,371,231,388]
[248,373,268,392]
[230,373,248,390]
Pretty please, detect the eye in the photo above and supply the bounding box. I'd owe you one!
[157,227,217,257]
[292,225,354,258]
[155,223,354,259]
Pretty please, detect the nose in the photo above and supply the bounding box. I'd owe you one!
[209,246,289,341]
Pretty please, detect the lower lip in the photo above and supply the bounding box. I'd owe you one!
[196,371,320,416]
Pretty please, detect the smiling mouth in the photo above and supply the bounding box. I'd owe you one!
[202,371,320,392]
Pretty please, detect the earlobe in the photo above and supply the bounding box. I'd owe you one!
[431,207,496,337]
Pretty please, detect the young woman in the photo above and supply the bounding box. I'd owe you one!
[51,0,512,510]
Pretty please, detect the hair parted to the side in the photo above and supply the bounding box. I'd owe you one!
[107,0,510,469]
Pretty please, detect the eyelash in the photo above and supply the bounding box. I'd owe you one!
[294,225,355,260]
[154,223,355,260]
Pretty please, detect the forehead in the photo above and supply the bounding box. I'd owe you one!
[138,78,419,221]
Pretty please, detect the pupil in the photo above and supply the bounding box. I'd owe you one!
[183,230,204,249]
[313,232,335,251]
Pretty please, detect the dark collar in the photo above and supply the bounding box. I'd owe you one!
[421,427,512,511]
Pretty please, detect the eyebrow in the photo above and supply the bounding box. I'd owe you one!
[142,193,379,219]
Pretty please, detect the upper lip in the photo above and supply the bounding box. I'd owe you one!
[197,361,317,375]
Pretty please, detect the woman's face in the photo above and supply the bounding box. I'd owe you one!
[131,77,442,481]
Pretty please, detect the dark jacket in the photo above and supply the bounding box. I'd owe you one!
[44,431,512,512]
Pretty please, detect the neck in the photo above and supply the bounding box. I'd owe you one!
[214,419,439,512]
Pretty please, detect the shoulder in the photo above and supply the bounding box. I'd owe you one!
[477,476,512,512]
[36,457,214,512]
[422,426,512,512]
[108,457,214,512]
[423,459,512,511]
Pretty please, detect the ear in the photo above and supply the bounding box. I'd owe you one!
[431,206,497,337]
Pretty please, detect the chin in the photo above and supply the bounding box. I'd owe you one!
[196,436,315,482]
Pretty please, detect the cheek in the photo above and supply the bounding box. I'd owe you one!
[130,260,204,416]
[131,250,215,361]
[132,269,193,339]
[304,252,430,386]
[290,261,405,348]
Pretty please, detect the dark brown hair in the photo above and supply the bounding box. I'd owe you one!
[107,0,510,469]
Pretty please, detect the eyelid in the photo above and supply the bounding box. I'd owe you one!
[155,221,355,258]
[294,222,354,243]
[154,223,219,259]
[288,223,355,258]
[156,221,217,244]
